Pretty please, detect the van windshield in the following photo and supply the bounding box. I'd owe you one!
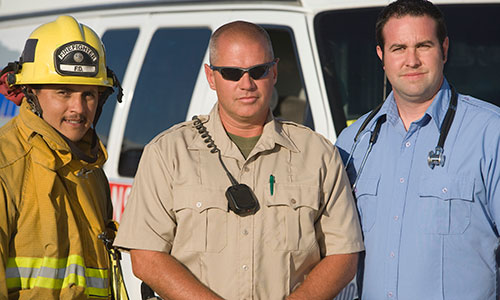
[315,4,500,134]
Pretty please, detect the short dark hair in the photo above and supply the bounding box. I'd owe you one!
[376,0,447,54]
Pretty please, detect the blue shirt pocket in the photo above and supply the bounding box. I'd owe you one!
[354,176,380,233]
[418,175,474,235]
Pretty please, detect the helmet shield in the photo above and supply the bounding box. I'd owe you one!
[54,41,99,77]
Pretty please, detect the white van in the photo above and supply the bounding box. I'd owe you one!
[1,0,499,299]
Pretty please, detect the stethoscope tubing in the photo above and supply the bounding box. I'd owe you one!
[344,86,457,190]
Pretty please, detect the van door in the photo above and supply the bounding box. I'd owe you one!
[97,10,334,221]
[94,11,338,299]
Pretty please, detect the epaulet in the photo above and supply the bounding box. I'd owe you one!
[148,114,210,144]
[277,118,315,132]
[459,94,500,117]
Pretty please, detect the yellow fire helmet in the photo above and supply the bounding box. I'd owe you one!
[13,15,113,87]
[0,15,122,124]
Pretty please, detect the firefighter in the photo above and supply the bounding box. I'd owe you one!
[0,15,122,299]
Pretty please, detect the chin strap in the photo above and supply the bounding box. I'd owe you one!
[58,130,99,164]
[93,67,123,128]
[21,86,43,117]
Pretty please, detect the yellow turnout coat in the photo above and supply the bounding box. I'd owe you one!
[0,101,112,300]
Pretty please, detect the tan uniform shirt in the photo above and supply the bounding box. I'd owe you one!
[115,105,363,299]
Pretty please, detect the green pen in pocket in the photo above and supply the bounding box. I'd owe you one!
[269,174,275,196]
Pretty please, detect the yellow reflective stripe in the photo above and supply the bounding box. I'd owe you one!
[6,256,109,297]
[86,267,108,279]
[7,255,85,269]
[87,286,110,298]
[5,276,37,289]
[6,256,43,268]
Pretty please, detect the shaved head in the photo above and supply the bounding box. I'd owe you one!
[209,20,274,65]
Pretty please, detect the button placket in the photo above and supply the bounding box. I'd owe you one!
[385,130,417,297]
[238,213,253,299]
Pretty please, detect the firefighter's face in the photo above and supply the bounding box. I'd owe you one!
[34,84,99,142]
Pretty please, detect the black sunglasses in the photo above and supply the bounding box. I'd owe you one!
[210,60,277,81]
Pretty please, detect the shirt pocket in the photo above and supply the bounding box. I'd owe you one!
[354,176,380,233]
[418,175,474,235]
[172,187,228,252]
[265,183,319,251]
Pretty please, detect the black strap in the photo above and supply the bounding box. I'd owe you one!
[437,87,458,149]
[354,101,384,142]
[0,61,21,78]
[354,86,457,149]
[370,114,386,144]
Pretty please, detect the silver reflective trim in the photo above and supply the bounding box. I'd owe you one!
[59,64,96,73]
[87,274,108,289]
[6,265,108,289]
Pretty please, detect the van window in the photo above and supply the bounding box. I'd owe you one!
[315,4,500,133]
[314,8,385,133]
[265,26,314,130]
[441,4,500,106]
[97,28,139,145]
[119,27,211,177]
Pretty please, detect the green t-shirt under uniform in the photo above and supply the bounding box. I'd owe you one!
[227,132,261,159]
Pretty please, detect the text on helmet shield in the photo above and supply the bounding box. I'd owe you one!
[54,41,99,77]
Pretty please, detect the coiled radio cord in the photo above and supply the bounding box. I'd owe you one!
[192,116,238,186]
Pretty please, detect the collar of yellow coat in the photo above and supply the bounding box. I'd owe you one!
[17,100,108,171]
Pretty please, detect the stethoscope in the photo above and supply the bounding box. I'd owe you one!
[345,87,458,189]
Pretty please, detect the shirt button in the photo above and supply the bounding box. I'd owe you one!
[442,187,448,193]
[243,166,250,172]
[399,177,405,183]
[290,199,297,205]
[394,215,399,221]
[390,252,395,258]
[242,265,248,271]
[196,202,202,208]
[388,292,393,297]
[405,141,411,147]
[242,229,249,236]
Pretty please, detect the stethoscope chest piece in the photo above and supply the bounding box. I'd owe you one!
[427,146,445,169]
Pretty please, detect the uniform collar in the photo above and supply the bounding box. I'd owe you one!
[19,100,70,153]
[425,78,452,130]
[17,100,107,170]
[378,78,452,131]
[189,104,298,160]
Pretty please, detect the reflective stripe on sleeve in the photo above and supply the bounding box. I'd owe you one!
[6,255,109,297]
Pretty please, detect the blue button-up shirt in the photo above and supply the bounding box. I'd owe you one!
[336,79,500,300]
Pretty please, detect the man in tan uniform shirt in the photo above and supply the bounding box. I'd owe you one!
[114,21,364,300]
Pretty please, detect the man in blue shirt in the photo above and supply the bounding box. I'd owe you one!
[336,0,500,299]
